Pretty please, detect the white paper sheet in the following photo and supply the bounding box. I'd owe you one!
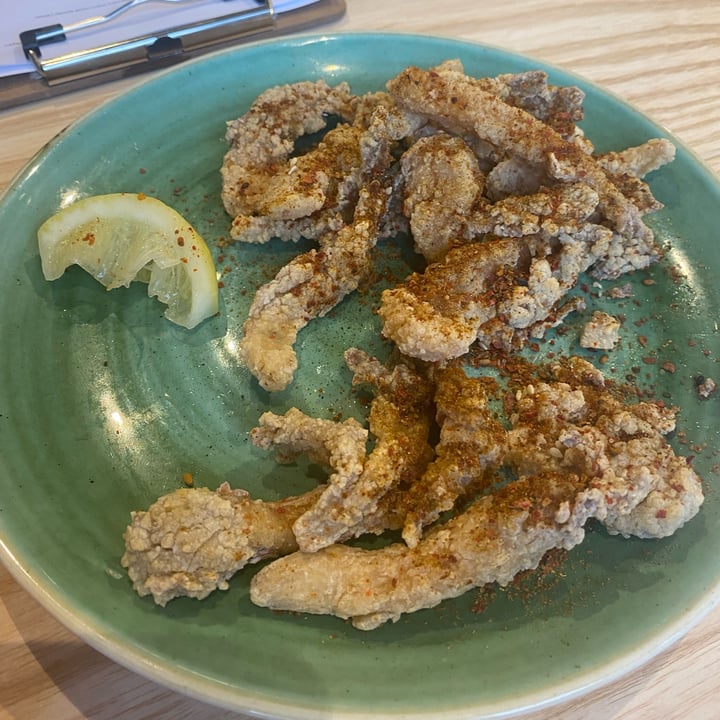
[0,0,316,77]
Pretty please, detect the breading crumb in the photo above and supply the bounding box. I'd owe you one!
[696,376,718,399]
[580,311,621,350]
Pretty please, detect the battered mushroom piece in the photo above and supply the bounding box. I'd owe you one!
[380,236,519,361]
[401,365,506,547]
[239,181,386,392]
[486,69,587,141]
[594,139,676,216]
[378,223,615,361]
[223,90,410,245]
[250,408,368,486]
[291,349,434,552]
[597,138,676,179]
[607,458,704,539]
[401,140,598,262]
[227,123,365,242]
[503,358,704,537]
[464,182,600,240]
[400,133,486,261]
[227,211,347,246]
[376,62,673,361]
[121,482,325,606]
[432,61,588,150]
[580,310,621,350]
[237,96,426,392]
[249,469,644,630]
[221,80,356,219]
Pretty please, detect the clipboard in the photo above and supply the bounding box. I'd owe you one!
[0,0,346,110]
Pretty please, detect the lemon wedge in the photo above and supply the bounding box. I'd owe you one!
[38,192,219,329]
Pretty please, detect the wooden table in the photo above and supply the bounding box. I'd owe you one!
[1,1,719,718]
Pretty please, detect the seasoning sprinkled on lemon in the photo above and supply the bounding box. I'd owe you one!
[38,192,218,329]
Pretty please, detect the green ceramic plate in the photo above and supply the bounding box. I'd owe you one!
[1,32,719,719]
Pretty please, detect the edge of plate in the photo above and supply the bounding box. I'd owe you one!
[3,530,720,720]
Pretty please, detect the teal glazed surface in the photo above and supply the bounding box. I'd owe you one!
[1,33,719,719]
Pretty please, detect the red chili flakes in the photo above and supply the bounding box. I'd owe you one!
[637,335,648,348]
[641,356,657,365]
[471,585,497,613]
[660,361,676,374]
[82,232,96,246]
[139,167,147,174]
[176,236,185,247]
[655,509,667,519]
[182,472,194,487]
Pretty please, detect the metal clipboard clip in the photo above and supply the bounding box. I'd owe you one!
[20,0,276,85]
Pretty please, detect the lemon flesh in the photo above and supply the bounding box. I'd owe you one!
[38,193,219,329]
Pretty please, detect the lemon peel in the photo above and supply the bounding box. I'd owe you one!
[38,192,219,329]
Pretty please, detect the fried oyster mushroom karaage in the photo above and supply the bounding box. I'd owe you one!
[121,482,326,606]
[250,358,703,629]
[122,61,702,631]
[230,95,425,391]
[122,407,368,606]
[121,350,433,604]
[221,61,673,389]
[378,64,674,362]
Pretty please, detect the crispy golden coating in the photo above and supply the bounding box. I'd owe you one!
[223,62,674,388]
[251,472,594,630]
[379,223,621,361]
[250,408,368,487]
[238,182,387,391]
[596,138,676,215]
[400,132,485,261]
[227,124,364,243]
[464,183,600,240]
[235,94,425,392]
[401,365,505,547]
[221,80,356,220]
[286,349,434,551]
[123,356,702,615]
[121,482,324,606]
[124,62,698,625]
[386,65,649,240]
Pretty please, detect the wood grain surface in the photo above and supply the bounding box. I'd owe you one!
[1,1,719,718]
